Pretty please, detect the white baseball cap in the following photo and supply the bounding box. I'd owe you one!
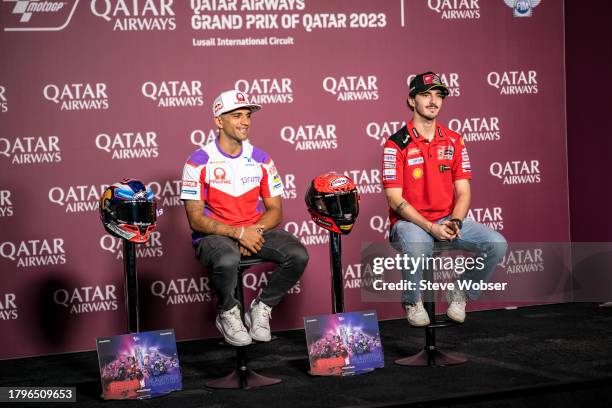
[212,89,261,117]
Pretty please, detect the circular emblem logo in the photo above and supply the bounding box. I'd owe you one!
[412,168,423,179]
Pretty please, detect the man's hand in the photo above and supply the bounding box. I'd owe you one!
[444,219,462,239]
[430,222,458,241]
[237,224,265,254]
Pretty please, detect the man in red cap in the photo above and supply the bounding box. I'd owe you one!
[180,89,308,346]
[382,72,507,326]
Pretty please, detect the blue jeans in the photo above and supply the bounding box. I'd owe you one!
[390,217,508,304]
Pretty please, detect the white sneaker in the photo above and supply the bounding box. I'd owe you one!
[245,299,272,342]
[215,305,252,346]
[405,302,430,327]
[446,289,467,323]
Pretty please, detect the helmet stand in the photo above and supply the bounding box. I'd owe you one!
[122,240,140,333]
[329,231,344,314]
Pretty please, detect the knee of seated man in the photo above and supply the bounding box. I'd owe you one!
[212,250,241,271]
[285,244,309,269]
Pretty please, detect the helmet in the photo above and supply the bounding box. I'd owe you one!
[100,178,157,243]
[305,173,360,235]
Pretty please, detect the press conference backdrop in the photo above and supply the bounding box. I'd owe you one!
[0,0,568,359]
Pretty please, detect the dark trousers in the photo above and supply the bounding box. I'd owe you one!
[195,229,309,311]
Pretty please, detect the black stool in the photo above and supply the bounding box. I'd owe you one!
[395,242,468,367]
[206,257,282,389]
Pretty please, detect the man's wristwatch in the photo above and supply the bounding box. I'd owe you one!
[450,218,463,230]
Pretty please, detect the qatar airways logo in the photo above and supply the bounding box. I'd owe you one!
[0,293,18,321]
[487,70,538,95]
[190,128,217,148]
[407,72,460,97]
[428,0,480,19]
[448,117,501,142]
[280,124,337,151]
[0,190,14,217]
[54,284,118,314]
[490,160,541,185]
[339,169,381,195]
[0,238,66,268]
[43,83,109,111]
[147,179,182,207]
[95,130,159,159]
[151,276,212,305]
[499,248,544,274]
[90,0,176,31]
[48,184,108,213]
[0,136,61,164]
[2,0,78,32]
[323,75,378,102]
[343,263,376,290]
[0,85,7,113]
[369,215,390,240]
[235,78,293,104]
[282,174,297,199]
[284,219,329,246]
[467,207,504,231]
[100,232,163,260]
[366,121,405,146]
[244,268,301,296]
[141,80,204,108]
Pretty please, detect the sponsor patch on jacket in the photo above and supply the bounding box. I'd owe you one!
[384,147,397,155]
[408,157,424,166]
[384,154,396,162]
[384,162,396,169]
[383,169,396,176]
[407,148,421,156]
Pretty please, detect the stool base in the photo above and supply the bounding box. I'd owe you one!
[206,368,281,389]
[395,348,467,367]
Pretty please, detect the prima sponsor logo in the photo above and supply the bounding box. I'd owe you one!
[235,78,293,104]
[343,263,376,289]
[151,276,212,305]
[487,70,538,95]
[499,248,544,274]
[407,72,460,96]
[147,180,182,207]
[141,80,204,108]
[366,120,405,146]
[190,128,217,147]
[281,174,297,199]
[340,169,381,194]
[428,0,480,19]
[448,117,501,142]
[280,124,337,151]
[284,219,329,246]
[0,293,18,320]
[0,136,61,164]
[43,83,109,111]
[369,215,390,240]
[504,0,541,18]
[0,190,14,217]
[95,131,159,159]
[323,75,378,101]
[48,184,108,212]
[467,207,504,231]
[0,238,66,268]
[54,284,118,314]
[243,268,301,295]
[3,0,78,32]
[490,160,541,185]
[100,232,163,260]
[90,0,176,30]
[0,85,7,112]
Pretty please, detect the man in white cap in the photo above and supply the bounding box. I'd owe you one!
[180,89,308,346]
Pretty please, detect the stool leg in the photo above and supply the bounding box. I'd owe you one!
[206,266,282,389]
[395,266,467,367]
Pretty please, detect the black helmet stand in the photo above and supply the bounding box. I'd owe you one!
[122,239,139,333]
[330,231,344,314]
